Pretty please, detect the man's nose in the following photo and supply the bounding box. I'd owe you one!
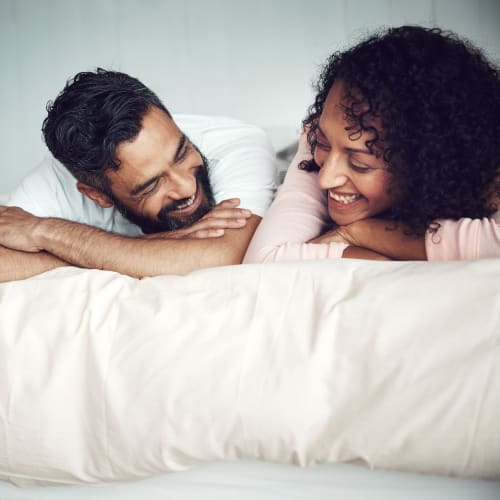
[317,152,349,189]
[166,169,197,200]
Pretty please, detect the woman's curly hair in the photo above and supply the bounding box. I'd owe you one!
[301,25,500,235]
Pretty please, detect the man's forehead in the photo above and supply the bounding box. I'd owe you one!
[114,109,181,162]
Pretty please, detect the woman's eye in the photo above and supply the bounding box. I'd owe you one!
[315,141,330,152]
[350,163,372,174]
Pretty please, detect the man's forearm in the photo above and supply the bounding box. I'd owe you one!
[34,216,260,278]
[0,245,67,283]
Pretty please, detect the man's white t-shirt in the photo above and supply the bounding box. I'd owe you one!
[7,114,277,236]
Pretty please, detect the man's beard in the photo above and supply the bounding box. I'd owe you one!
[109,153,216,234]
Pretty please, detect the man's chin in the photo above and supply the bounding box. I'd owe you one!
[137,202,212,234]
[109,159,215,234]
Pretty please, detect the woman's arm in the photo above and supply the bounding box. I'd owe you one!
[316,219,426,260]
[243,133,349,263]
[425,215,500,260]
[317,212,500,261]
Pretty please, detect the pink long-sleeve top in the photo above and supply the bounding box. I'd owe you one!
[244,133,500,263]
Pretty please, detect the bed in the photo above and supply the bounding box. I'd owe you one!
[0,256,499,498]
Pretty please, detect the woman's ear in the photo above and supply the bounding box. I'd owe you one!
[76,182,114,208]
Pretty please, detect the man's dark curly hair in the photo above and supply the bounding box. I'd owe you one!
[301,25,500,235]
[42,68,171,192]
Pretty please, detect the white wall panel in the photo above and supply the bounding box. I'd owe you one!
[0,0,499,192]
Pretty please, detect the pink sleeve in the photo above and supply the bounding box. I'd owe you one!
[425,212,500,260]
[243,133,348,263]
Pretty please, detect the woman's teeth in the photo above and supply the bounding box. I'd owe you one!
[175,193,196,210]
[329,192,360,204]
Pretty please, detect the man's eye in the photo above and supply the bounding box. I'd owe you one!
[142,179,160,197]
[177,145,190,162]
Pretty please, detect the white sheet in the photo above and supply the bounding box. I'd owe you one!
[1,461,499,500]
[0,259,499,486]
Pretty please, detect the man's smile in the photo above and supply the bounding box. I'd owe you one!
[162,182,204,218]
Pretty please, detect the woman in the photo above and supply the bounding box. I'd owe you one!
[244,26,500,263]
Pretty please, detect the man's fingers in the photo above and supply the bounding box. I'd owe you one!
[0,206,44,252]
[200,216,248,228]
[176,214,250,240]
[189,228,225,239]
[216,198,240,207]
[202,207,252,220]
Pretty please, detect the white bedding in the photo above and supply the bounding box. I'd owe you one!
[0,258,499,486]
[1,461,499,500]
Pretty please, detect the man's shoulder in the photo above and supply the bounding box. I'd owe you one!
[172,113,269,148]
[172,113,244,130]
[7,156,73,211]
[16,155,67,182]
[7,156,142,236]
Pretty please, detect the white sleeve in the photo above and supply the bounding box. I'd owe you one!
[6,156,77,218]
[177,115,277,217]
[6,156,141,236]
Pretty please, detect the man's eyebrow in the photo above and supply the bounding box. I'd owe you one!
[173,134,187,162]
[129,135,188,196]
[130,176,159,197]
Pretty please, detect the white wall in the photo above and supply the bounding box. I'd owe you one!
[1,0,499,193]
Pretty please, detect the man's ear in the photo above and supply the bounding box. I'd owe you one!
[76,182,114,208]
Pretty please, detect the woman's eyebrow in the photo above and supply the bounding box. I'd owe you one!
[316,125,327,139]
[346,146,372,155]
[317,124,371,155]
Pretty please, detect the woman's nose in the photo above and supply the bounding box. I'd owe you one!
[316,152,349,189]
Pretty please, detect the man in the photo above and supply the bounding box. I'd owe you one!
[0,69,276,281]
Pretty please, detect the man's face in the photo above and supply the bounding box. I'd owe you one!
[104,107,215,233]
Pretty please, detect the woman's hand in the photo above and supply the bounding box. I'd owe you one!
[308,225,354,245]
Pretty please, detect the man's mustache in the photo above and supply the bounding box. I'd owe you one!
[156,165,205,220]
[157,192,196,220]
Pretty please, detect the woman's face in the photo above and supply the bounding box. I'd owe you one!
[313,80,394,226]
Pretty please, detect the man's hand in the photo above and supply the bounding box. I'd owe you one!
[145,198,252,240]
[0,205,44,252]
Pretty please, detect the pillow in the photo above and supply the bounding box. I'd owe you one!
[0,259,499,485]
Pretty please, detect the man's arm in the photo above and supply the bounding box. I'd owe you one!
[0,205,260,278]
[0,245,67,283]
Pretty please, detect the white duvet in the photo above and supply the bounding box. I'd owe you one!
[0,258,499,485]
